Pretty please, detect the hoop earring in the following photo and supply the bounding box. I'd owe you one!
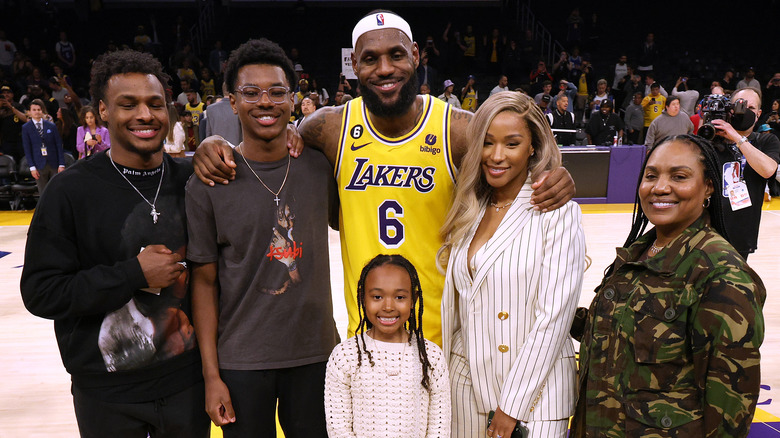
[703,197,711,208]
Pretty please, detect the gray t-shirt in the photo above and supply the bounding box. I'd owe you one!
[186,149,339,370]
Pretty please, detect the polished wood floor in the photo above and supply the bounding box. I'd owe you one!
[1,200,779,436]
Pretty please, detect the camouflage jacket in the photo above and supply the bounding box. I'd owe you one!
[570,215,765,437]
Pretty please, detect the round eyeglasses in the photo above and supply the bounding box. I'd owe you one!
[235,85,290,104]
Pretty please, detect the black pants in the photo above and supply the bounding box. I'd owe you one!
[35,164,57,195]
[220,361,328,438]
[73,381,210,438]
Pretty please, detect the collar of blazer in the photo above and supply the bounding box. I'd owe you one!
[467,181,535,301]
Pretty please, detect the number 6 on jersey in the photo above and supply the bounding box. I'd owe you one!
[378,200,404,248]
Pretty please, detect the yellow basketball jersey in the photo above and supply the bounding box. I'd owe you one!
[335,95,456,345]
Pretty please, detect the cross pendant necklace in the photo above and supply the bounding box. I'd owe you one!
[108,150,165,224]
[238,143,291,206]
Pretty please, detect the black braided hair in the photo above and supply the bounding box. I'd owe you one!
[605,134,728,277]
[354,254,433,392]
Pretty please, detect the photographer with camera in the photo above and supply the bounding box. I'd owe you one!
[707,87,780,259]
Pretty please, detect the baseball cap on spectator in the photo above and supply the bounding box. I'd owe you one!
[467,75,476,81]
[294,64,304,72]
[541,94,551,103]
[443,79,454,89]
[1,85,11,92]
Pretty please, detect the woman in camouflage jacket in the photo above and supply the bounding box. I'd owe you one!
[571,135,766,437]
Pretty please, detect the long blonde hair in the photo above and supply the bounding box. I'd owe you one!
[437,91,561,270]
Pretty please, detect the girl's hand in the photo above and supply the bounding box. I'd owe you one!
[487,407,517,438]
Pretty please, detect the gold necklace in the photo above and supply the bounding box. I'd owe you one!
[238,143,290,206]
[489,199,514,212]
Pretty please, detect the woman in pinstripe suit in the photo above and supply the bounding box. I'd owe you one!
[438,92,587,438]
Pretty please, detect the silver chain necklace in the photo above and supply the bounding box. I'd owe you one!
[108,150,164,224]
[648,240,665,256]
[238,143,291,206]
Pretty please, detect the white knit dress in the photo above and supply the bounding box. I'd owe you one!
[325,333,451,438]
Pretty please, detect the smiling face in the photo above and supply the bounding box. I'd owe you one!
[639,140,713,240]
[352,28,419,117]
[363,263,413,343]
[230,63,292,146]
[482,111,534,195]
[99,73,168,161]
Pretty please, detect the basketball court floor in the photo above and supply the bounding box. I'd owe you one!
[1,200,779,437]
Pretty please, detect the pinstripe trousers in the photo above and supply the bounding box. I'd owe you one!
[449,331,568,438]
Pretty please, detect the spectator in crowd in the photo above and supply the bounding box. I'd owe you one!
[566,8,584,46]
[589,78,613,114]
[573,58,593,121]
[56,107,77,158]
[641,83,666,138]
[209,40,227,81]
[502,39,523,85]
[460,74,478,112]
[643,74,668,97]
[132,25,152,49]
[538,93,552,114]
[163,103,186,157]
[205,83,241,146]
[176,78,200,107]
[21,99,65,194]
[637,32,658,75]
[0,84,27,160]
[586,99,623,145]
[482,28,503,75]
[438,79,461,108]
[181,110,199,151]
[611,54,628,91]
[490,75,509,96]
[460,24,477,73]
[551,79,578,113]
[721,70,736,93]
[294,78,309,106]
[12,52,33,92]
[295,95,317,127]
[49,76,68,108]
[177,58,197,83]
[76,106,109,159]
[710,87,780,260]
[529,60,553,95]
[421,34,441,70]
[621,74,642,109]
[534,80,552,104]
[737,67,760,91]
[54,31,76,71]
[644,95,694,147]
[200,67,216,97]
[310,78,330,106]
[547,94,577,145]
[551,50,571,83]
[417,53,438,95]
[571,134,765,437]
[0,30,16,78]
[672,76,699,116]
[624,92,644,144]
[419,83,430,95]
[185,87,206,127]
[763,73,780,112]
[757,99,780,136]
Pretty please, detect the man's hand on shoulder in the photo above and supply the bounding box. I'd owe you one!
[193,135,236,186]
[531,167,575,212]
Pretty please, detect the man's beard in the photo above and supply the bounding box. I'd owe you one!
[361,72,419,118]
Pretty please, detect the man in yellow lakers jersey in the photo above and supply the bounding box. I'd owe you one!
[193,10,576,345]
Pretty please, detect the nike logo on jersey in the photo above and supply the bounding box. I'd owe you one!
[345,157,436,193]
[350,142,371,151]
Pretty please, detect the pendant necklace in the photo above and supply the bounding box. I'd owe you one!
[489,199,514,212]
[648,240,665,256]
[239,143,290,206]
[108,150,164,224]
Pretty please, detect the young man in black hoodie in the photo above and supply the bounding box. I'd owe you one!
[20,49,209,437]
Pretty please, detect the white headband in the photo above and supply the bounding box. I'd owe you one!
[352,12,413,49]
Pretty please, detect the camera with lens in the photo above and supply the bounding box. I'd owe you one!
[698,94,749,141]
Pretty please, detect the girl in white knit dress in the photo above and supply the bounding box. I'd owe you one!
[325,254,451,438]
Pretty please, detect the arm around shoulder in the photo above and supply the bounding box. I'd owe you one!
[298,105,344,166]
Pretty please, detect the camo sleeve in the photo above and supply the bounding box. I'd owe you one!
[693,266,764,437]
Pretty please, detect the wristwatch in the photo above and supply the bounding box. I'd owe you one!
[737,135,749,148]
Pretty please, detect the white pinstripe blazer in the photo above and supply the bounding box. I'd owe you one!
[441,181,586,422]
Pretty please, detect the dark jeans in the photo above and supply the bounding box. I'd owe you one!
[220,361,328,438]
[73,381,210,438]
